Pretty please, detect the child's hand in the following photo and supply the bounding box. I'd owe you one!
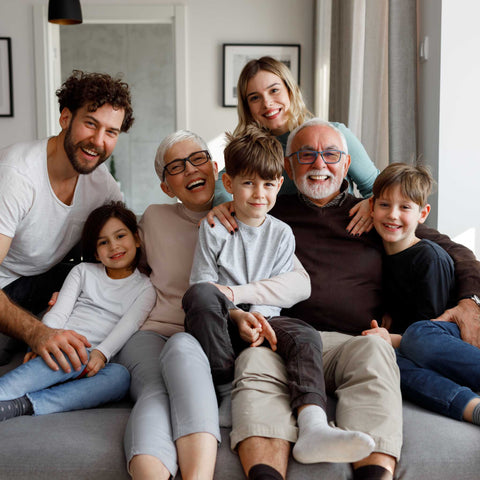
[381,313,392,330]
[23,351,38,363]
[47,291,59,312]
[362,319,393,345]
[229,309,277,350]
[86,349,107,377]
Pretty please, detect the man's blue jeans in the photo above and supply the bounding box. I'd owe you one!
[0,353,130,415]
[397,320,480,420]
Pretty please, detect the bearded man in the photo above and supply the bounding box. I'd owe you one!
[0,70,133,372]
[231,119,480,480]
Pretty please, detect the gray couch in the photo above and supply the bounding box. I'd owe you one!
[0,353,479,480]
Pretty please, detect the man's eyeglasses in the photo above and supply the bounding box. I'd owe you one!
[287,149,346,165]
[162,150,211,179]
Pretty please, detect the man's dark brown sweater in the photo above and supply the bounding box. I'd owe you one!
[272,188,480,335]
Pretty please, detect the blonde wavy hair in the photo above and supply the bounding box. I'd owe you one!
[234,56,312,136]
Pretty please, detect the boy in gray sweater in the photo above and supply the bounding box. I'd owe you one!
[183,125,374,466]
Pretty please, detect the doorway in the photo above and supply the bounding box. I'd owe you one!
[34,4,187,214]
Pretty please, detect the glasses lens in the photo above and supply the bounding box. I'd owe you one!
[189,151,209,166]
[322,151,342,163]
[298,151,318,164]
[166,159,185,175]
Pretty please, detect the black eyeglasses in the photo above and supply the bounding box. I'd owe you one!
[287,149,346,165]
[162,150,211,179]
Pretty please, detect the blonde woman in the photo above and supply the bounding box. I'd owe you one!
[213,56,378,235]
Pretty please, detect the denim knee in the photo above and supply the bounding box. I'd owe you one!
[106,363,131,398]
[400,320,455,360]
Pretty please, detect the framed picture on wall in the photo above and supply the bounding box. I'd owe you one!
[222,43,300,107]
[0,37,13,117]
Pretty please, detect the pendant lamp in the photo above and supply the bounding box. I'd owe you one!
[48,0,83,25]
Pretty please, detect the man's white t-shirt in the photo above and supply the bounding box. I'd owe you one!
[0,138,122,288]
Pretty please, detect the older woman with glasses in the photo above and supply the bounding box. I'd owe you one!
[116,130,311,480]
[211,56,379,236]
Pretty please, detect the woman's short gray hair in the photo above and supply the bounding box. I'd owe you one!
[285,118,348,157]
[154,130,209,180]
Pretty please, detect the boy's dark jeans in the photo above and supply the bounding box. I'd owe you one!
[183,282,327,412]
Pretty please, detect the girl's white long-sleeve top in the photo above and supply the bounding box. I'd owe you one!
[42,262,156,361]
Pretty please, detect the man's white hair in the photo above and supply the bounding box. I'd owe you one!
[154,130,209,180]
[285,118,348,156]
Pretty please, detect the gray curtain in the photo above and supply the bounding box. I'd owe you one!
[328,0,417,170]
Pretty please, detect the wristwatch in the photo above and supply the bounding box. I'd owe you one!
[465,294,480,308]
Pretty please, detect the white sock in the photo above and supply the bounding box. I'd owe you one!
[217,382,232,428]
[293,405,375,464]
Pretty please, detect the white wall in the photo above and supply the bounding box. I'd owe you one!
[0,0,42,144]
[438,0,480,258]
[185,0,314,145]
[418,0,480,258]
[0,0,314,151]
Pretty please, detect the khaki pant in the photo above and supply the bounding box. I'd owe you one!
[231,332,403,460]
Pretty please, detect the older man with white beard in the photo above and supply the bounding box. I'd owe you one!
[230,119,480,480]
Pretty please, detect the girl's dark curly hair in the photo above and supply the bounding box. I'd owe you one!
[56,70,134,132]
[81,201,141,270]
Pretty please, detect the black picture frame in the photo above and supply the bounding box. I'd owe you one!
[0,37,13,117]
[222,43,301,108]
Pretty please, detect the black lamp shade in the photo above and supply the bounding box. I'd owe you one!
[48,0,83,25]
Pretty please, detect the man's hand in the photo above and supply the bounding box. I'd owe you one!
[362,320,392,345]
[433,298,480,348]
[229,309,277,350]
[85,349,106,377]
[28,323,91,373]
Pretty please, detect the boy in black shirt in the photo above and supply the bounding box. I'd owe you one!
[363,163,480,425]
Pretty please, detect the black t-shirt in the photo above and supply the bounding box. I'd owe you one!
[383,238,455,334]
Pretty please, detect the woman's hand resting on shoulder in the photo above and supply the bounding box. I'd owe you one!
[202,201,238,234]
[347,198,373,236]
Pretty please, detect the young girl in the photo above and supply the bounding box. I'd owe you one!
[0,201,155,422]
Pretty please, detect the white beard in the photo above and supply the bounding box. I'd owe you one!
[293,168,343,201]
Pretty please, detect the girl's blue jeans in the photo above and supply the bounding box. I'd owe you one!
[397,320,480,420]
[0,352,130,415]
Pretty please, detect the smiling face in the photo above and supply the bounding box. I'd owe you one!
[245,70,291,135]
[371,184,430,255]
[285,124,351,207]
[95,217,140,279]
[161,139,218,212]
[61,103,124,174]
[222,172,283,227]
